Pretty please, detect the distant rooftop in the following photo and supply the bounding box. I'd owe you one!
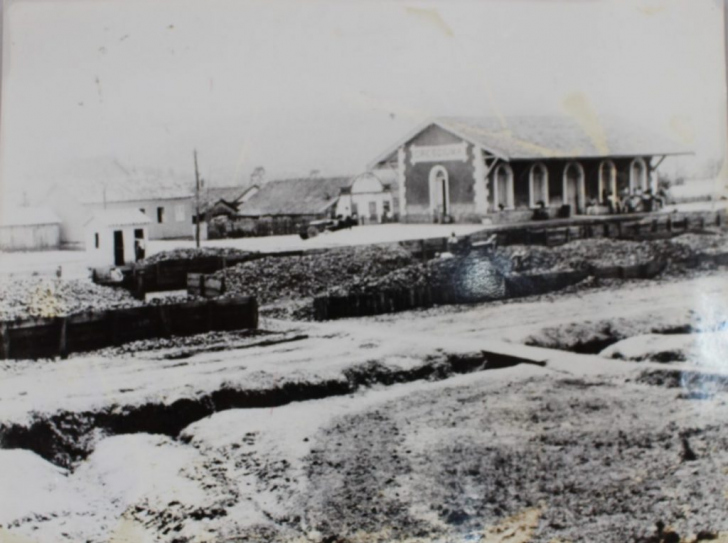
[238,177,353,217]
[52,174,194,204]
[0,207,60,227]
[84,208,152,227]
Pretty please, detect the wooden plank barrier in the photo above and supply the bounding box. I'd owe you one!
[311,253,699,322]
[0,296,258,360]
[187,274,226,298]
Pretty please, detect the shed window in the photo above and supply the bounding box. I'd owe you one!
[157,207,165,223]
[94,233,99,248]
[139,208,146,215]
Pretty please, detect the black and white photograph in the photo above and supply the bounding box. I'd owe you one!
[0,0,727,541]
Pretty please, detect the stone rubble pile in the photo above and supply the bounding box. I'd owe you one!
[0,278,192,322]
[213,245,415,305]
[0,278,144,321]
[139,247,254,266]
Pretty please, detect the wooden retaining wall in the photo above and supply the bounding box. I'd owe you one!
[403,211,721,257]
[470,209,725,249]
[312,269,590,321]
[0,296,258,360]
[311,258,677,321]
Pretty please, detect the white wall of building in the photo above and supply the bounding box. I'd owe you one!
[85,223,148,267]
[0,224,60,251]
[334,173,394,223]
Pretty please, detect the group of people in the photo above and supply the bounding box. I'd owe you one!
[587,186,669,215]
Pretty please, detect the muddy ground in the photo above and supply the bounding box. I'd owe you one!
[1,270,727,543]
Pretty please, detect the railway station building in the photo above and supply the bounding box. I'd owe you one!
[369,117,690,224]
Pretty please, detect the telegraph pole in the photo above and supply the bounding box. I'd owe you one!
[194,150,201,248]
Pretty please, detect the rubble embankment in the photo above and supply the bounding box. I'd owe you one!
[210,230,728,319]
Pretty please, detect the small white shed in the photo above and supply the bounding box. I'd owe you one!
[85,209,152,267]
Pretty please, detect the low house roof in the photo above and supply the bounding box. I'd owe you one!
[51,174,194,204]
[370,116,692,167]
[0,207,60,227]
[84,209,152,228]
[237,177,353,217]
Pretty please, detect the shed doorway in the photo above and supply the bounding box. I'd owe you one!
[429,166,450,219]
[563,162,585,214]
[113,230,124,266]
[493,164,514,210]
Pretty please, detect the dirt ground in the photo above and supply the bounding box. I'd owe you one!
[1,270,727,543]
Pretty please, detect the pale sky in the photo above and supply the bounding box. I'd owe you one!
[0,0,725,201]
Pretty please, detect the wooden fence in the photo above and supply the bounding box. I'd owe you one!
[0,296,258,360]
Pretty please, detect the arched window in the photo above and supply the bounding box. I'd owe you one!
[493,164,514,210]
[562,162,585,213]
[529,163,549,208]
[630,158,648,192]
[429,165,450,217]
[598,160,617,203]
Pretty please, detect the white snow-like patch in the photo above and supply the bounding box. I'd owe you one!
[0,449,74,525]
[601,331,728,370]
[148,223,485,256]
[1,435,213,543]
[74,434,208,510]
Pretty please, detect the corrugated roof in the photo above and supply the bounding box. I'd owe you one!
[371,116,692,166]
[0,207,60,227]
[53,175,194,204]
[237,177,353,217]
[84,209,152,227]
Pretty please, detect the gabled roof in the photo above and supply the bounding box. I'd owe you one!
[370,116,693,167]
[84,209,152,227]
[237,177,353,217]
[0,207,60,227]
[50,175,194,204]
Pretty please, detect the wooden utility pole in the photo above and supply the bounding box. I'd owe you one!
[194,149,201,248]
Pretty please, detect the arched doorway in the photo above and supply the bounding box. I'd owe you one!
[529,163,549,207]
[429,165,450,218]
[493,164,514,211]
[630,158,648,192]
[562,162,585,214]
[598,160,617,203]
